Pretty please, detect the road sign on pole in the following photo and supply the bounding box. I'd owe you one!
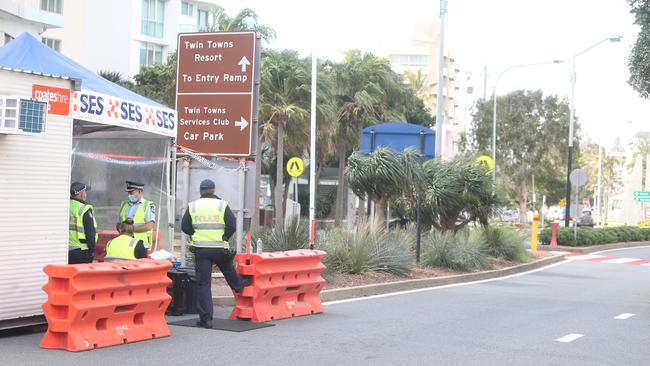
[176,31,256,156]
[286,157,304,177]
[569,168,587,187]
[634,191,650,202]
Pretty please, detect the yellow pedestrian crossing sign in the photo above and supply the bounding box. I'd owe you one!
[475,155,494,175]
[287,157,304,177]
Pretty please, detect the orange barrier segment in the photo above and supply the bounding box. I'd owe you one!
[40,260,172,352]
[230,249,327,323]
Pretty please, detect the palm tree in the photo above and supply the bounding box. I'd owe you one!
[331,50,408,224]
[203,6,276,41]
[260,50,311,230]
[630,134,650,190]
[404,68,435,105]
[98,70,135,90]
[346,148,421,226]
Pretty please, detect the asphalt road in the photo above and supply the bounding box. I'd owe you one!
[2,247,648,366]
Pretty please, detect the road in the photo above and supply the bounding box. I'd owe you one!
[1,247,648,366]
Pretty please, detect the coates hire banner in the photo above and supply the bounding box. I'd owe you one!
[71,90,177,137]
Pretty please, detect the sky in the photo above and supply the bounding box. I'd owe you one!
[217,0,650,150]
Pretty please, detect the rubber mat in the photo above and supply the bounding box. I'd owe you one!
[168,318,274,332]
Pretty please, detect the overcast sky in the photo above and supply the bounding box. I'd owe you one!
[217,0,650,150]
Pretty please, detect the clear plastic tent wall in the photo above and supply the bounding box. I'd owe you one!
[70,127,172,250]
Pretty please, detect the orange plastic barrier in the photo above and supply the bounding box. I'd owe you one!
[230,249,327,323]
[40,260,172,352]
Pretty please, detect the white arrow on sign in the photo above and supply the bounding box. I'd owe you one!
[235,116,249,131]
[238,56,251,72]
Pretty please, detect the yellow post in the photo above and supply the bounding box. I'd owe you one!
[531,213,539,252]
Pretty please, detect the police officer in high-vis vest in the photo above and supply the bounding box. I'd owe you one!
[117,180,156,250]
[69,182,97,264]
[181,179,249,328]
[105,218,148,261]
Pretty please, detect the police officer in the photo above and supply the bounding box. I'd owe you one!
[117,180,156,250]
[105,218,148,261]
[182,179,249,328]
[69,182,97,264]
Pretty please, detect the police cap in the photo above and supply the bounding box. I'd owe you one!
[200,179,215,190]
[125,180,145,192]
[70,182,89,196]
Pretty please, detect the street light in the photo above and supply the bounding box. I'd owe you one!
[564,35,622,227]
[491,60,564,187]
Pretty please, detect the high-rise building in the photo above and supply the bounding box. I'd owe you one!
[387,20,469,159]
[40,0,220,79]
[0,0,64,47]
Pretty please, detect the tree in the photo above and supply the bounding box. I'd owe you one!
[628,0,650,98]
[331,50,410,224]
[203,5,276,42]
[346,148,421,226]
[421,156,495,232]
[98,71,135,90]
[470,90,576,223]
[132,53,177,108]
[580,142,621,201]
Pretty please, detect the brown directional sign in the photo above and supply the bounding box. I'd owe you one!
[176,31,256,156]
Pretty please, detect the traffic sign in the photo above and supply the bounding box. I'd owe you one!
[176,31,257,156]
[286,157,304,177]
[633,191,650,202]
[569,169,587,187]
[475,155,494,175]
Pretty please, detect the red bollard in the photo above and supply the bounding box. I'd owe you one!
[550,222,559,247]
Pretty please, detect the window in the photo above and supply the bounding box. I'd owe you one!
[0,97,47,134]
[40,0,63,14]
[42,38,61,52]
[141,0,164,38]
[139,42,163,66]
[19,100,47,133]
[197,9,209,31]
[181,2,193,16]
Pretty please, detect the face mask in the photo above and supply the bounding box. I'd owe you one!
[128,194,138,203]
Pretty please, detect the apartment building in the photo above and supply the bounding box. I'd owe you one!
[387,20,469,159]
[41,0,220,79]
[0,0,64,46]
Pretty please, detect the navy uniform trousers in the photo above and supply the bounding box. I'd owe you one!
[194,247,244,322]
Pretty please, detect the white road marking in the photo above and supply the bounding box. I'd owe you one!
[323,259,570,306]
[592,245,650,255]
[642,262,650,267]
[614,313,635,320]
[600,258,639,264]
[555,334,584,343]
[569,254,605,261]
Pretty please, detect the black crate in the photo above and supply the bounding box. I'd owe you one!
[166,270,189,316]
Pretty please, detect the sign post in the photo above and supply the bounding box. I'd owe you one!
[176,31,256,156]
[569,169,587,240]
[176,31,259,252]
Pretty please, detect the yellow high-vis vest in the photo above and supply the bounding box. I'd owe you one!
[188,198,228,248]
[69,199,97,251]
[119,199,154,249]
[105,234,139,260]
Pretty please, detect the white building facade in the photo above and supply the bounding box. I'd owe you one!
[387,20,469,160]
[0,0,64,47]
[42,0,220,79]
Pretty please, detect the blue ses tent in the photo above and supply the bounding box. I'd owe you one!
[0,32,176,251]
[0,32,176,137]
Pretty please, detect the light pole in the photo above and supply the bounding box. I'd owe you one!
[491,60,563,187]
[564,35,622,227]
[434,0,447,158]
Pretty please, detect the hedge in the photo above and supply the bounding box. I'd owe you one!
[539,226,650,246]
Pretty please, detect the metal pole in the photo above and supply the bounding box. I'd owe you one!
[170,144,178,253]
[492,85,497,187]
[237,160,247,252]
[434,0,447,158]
[596,142,602,226]
[181,158,190,267]
[573,183,578,240]
[416,131,425,263]
[309,52,317,249]
[565,55,576,228]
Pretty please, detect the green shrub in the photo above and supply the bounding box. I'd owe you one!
[318,221,413,276]
[421,229,489,272]
[542,225,649,246]
[252,217,309,252]
[480,226,529,262]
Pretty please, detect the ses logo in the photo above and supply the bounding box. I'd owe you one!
[76,93,175,131]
